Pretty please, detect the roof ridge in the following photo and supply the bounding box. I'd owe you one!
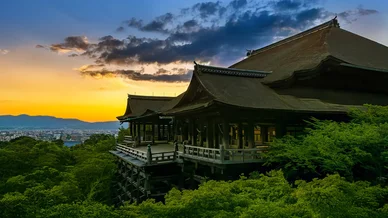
[195,63,271,78]
[127,94,173,100]
[247,18,339,57]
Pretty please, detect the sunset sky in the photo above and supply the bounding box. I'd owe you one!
[0,0,387,122]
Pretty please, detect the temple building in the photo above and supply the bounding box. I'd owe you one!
[111,18,388,204]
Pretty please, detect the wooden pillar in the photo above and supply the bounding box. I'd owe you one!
[222,119,229,149]
[130,122,133,138]
[200,121,205,147]
[238,122,243,149]
[214,121,219,148]
[261,126,268,143]
[137,122,141,144]
[157,123,161,141]
[162,124,165,140]
[275,122,286,138]
[207,119,214,148]
[191,119,197,146]
[151,123,155,144]
[173,119,178,141]
[167,123,171,141]
[143,123,146,140]
[248,121,254,148]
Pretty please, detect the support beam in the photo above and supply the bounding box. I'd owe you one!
[162,124,165,140]
[167,123,171,141]
[275,122,286,138]
[222,119,230,149]
[238,123,243,149]
[143,123,146,140]
[157,123,161,140]
[151,124,155,144]
[200,121,205,147]
[261,126,268,143]
[137,122,141,145]
[191,119,197,146]
[207,119,214,148]
[214,121,219,148]
[248,121,254,148]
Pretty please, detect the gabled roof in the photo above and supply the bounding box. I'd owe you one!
[117,95,173,121]
[164,63,361,115]
[230,18,388,85]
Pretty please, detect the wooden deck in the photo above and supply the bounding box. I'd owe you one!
[112,139,268,166]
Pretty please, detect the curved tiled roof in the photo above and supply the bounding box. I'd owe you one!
[230,18,388,85]
[117,95,173,121]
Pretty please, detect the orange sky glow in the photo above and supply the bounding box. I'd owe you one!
[0,46,188,122]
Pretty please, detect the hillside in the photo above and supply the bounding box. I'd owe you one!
[0,114,121,130]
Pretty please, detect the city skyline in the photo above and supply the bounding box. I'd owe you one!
[1,0,387,122]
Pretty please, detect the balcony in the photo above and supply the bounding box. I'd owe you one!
[112,139,268,166]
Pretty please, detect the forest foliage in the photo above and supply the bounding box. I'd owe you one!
[0,105,387,217]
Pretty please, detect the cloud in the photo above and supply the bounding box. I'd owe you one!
[35,45,46,49]
[50,36,89,53]
[116,26,125,32]
[124,13,174,33]
[40,0,378,83]
[79,67,192,83]
[338,6,378,23]
[0,49,9,55]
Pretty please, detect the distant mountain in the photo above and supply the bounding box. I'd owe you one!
[0,115,122,130]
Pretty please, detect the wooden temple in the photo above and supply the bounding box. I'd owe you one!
[111,18,388,204]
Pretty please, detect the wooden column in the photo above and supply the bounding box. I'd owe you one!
[131,122,134,137]
[261,126,268,143]
[167,123,171,141]
[191,119,197,146]
[214,121,219,148]
[200,121,205,147]
[275,122,286,138]
[130,122,133,138]
[222,119,229,149]
[248,121,254,148]
[157,123,161,141]
[173,119,178,141]
[151,123,155,144]
[162,124,165,141]
[143,123,146,141]
[207,119,214,148]
[238,123,243,149]
[137,122,141,144]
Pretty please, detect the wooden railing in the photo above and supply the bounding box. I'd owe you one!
[224,147,267,163]
[150,151,176,163]
[116,143,177,165]
[116,143,148,162]
[182,145,267,164]
[116,142,267,165]
[183,145,223,162]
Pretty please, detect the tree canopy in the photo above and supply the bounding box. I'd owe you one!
[1,105,388,217]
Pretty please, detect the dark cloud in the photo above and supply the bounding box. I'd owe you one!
[50,36,89,52]
[271,0,302,11]
[126,18,144,29]
[116,26,125,32]
[125,13,174,33]
[228,0,247,10]
[42,0,378,83]
[68,53,79,57]
[80,68,192,83]
[191,1,226,19]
